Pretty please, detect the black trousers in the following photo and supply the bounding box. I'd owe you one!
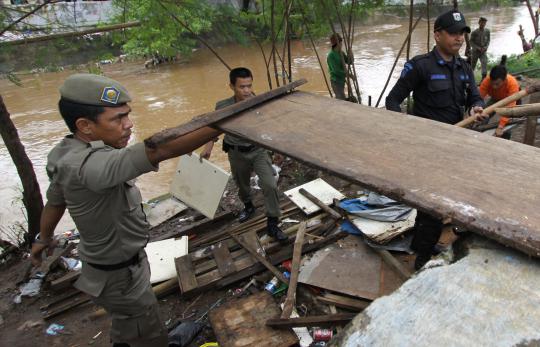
[411,211,443,256]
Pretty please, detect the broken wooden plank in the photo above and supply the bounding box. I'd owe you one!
[230,232,289,284]
[317,293,371,311]
[43,294,91,320]
[218,91,540,257]
[210,292,298,347]
[218,231,347,288]
[50,270,81,291]
[35,242,76,277]
[144,79,307,148]
[212,242,236,276]
[266,313,356,328]
[175,256,198,293]
[281,222,307,319]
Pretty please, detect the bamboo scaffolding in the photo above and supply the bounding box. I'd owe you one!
[375,15,423,107]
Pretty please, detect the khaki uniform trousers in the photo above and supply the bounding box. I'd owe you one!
[228,147,281,218]
[471,49,488,77]
[83,252,168,347]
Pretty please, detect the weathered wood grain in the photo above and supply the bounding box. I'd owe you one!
[218,91,540,257]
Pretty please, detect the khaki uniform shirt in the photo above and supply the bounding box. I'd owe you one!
[218,96,253,147]
[46,136,157,266]
[470,28,490,51]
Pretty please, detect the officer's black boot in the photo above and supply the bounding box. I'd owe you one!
[267,217,288,244]
[238,201,255,223]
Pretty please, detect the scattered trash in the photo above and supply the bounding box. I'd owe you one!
[312,328,333,341]
[15,273,45,302]
[92,331,102,339]
[17,320,42,331]
[282,218,300,224]
[61,257,82,271]
[62,229,80,241]
[168,320,204,347]
[45,323,65,336]
[199,343,218,347]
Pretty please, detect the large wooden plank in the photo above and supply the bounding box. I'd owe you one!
[209,292,298,347]
[218,91,540,257]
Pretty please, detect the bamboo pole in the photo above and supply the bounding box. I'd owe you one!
[495,103,540,117]
[254,38,273,90]
[406,0,414,60]
[298,2,333,97]
[375,15,423,107]
[426,0,430,52]
[525,0,539,36]
[0,21,141,46]
[271,0,281,87]
[156,1,231,71]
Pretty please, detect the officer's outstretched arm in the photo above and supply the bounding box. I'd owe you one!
[145,126,221,166]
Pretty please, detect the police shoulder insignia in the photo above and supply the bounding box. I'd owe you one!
[453,13,462,21]
[400,62,413,78]
[101,86,120,104]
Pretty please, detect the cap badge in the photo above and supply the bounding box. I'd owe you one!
[101,86,120,104]
[453,13,462,21]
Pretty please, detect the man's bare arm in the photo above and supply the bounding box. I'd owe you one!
[145,126,221,166]
[30,202,66,266]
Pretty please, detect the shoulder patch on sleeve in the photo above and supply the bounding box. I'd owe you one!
[400,62,414,78]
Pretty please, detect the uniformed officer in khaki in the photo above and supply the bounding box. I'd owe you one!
[30,74,220,347]
[200,67,287,242]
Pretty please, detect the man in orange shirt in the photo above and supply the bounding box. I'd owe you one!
[479,55,520,137]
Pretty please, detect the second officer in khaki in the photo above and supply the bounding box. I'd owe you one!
[201,67,287,243]
[30,74,221,347]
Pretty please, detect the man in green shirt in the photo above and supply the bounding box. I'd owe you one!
[30,74,220,347]
[327,33,352,100]
[200,67,287,243]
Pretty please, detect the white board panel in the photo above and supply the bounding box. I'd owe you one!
[285,178,345,215]
[170,153,230,219]
[145,237,188,284]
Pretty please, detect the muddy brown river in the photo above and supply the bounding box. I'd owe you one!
[0,6,533,238]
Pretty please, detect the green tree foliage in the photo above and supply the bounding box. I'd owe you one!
[505,46,540,78]
[112,0,215,57]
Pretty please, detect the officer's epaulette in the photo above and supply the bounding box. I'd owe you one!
[411,53,430,62]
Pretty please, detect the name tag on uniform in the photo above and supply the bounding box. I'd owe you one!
[430,74,447,80]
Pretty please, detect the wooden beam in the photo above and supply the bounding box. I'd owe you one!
[524,116,538,146]
[230,232,289,284]
[144,79,307,148]
[175,256,198,293]
[495,103,540,118]
[218,91,540,257]
[299,188,342,219]
[266,313,356,328]
[375,248,412,281]
[317,293,371,311]
[49,270,81,291]
[281,222,307,319]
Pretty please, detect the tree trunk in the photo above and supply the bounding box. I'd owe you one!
[0,95,43,245]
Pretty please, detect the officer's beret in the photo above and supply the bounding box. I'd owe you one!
[59,73,132,107]
[434,10,471,34]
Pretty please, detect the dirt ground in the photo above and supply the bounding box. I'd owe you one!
[0,158,356,347]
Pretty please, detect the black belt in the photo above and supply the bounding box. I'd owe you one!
[87,253,140,271]
[224,142,255,153]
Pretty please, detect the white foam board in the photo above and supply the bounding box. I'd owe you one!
[285,178,345,215]
[145,237,188,284]
[170,153,230,219]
